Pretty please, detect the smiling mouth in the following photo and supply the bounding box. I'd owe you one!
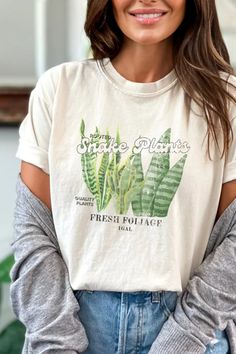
[132,13,164,18]
[129,9,168,22]
[129,11,167,24]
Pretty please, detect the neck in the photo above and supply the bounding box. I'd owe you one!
[111,39,174,83]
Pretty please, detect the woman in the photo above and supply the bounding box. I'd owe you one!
[13,0,236,353]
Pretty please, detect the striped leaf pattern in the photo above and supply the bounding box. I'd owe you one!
[131,153,144,216]
[152,154,187,217]
[141,128,171,216]
[115,130,121,165]
[98,133,112,209]
[118,159,136,214]
[80,121,112,211]
[80,121,100,209]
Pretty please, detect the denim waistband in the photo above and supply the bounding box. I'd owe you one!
[73,289,178,305]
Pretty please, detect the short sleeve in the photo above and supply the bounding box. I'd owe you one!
[16,66,59,174]
[16,89,52,174]
[223,116,236,183]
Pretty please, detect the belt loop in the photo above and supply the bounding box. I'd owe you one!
[151,291,161,303]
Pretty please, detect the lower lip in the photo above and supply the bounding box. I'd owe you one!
[131,14,166,25]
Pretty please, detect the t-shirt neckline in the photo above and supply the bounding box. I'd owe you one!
[97,57,178,97]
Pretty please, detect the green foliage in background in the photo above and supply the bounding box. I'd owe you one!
[0,255,14,283]
[0,321,25,354]
[0,255,25,354]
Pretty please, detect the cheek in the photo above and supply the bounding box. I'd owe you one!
[176,0,186,17]
[169,0,186,9]
[112,0,128,26]
[112,0,129,14]
[168,0,186,16]
[170,0,186,29]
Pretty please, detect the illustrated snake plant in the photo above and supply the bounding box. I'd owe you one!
[152,153,187,217]
[80,120,118,211]
[108,155,144,214]
[132,128,187,217]
[131,153,144,216]
[140,128,171,217]
[80,122,188,217]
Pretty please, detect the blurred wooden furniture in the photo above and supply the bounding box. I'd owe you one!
[0,88,32,126]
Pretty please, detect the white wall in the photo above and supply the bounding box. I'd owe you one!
[0,0,72,85]
[0,0,36,86]
[216,0,236,68]
[35,0,68,77]
[45,0,68,67]
[67,0,89,61]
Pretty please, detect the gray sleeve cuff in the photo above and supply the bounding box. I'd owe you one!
[148,315,206,354]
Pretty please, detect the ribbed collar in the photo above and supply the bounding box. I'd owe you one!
[97,57,178,97]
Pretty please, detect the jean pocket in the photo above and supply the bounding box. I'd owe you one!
[160,291,178,317]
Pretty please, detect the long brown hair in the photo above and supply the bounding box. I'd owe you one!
[85,0,236,158]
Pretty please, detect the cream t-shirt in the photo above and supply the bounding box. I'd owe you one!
[16,58,236,292]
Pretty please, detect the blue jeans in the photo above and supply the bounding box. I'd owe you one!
[74,290,230,354]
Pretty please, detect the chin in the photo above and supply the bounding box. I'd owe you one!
[134,37,164,46]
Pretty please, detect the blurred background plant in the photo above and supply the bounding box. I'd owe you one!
[0,255,25,353]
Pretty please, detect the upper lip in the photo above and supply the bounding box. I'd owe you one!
[129,8,168,15]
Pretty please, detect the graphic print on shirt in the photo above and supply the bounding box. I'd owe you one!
[76,120,188,218]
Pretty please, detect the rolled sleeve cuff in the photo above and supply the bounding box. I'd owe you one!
[16,141,49,174]
[223,161,236,184]
[148,315,206,354]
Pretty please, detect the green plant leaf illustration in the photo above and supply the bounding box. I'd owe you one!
[79,123,188,217]
[152,154,188,217]
[123,182,144,215]
[107,154,121,194]
[80,121,101,210]
[117,158,136,214]
[108,156,140,214]
[115,130,121,165]
[131,153,144,216]
[80,119,85,136]
[141,128,171,216]
[98,132,114,210]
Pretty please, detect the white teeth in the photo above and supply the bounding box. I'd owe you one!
[135,13,163,18]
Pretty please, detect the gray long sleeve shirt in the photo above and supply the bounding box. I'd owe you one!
[10,175,88,353]
[148,193,236,353]
[10,175,236,353]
